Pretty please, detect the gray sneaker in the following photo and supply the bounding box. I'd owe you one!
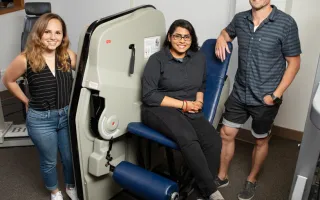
[214,176,229,188]
[209,190,224,200]
[238,181,257,200]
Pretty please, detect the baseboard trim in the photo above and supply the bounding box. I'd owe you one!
[236,125,303,144]
[271,126,303,142]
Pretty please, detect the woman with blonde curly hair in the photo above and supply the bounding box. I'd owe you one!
[3,13,78,200]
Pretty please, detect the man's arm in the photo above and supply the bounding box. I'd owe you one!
[264,17,301,105]
[264,55,301,105]
[273,55,301,97]
[215,30,234,62]
[274,18,301,98]
[220,29,234,42]
[215,14,237,62]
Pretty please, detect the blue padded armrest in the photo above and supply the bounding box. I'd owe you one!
[127,122,179,150]
[203,76,225,123]
[200,39,233,123]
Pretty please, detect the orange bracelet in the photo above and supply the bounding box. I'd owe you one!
[182,100,185,112]
[184,100,188,112]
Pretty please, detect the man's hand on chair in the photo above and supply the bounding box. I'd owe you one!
[215,36,230,62]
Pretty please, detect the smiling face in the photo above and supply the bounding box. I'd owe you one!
[40,18,63,51]
[168,26,192,58]
[249,0,271,10]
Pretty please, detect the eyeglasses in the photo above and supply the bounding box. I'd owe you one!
[172,34,192,41]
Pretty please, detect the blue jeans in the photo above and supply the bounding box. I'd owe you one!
[26,106,75,191]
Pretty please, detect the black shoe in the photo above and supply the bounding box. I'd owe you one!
[238,181,257,200]
[214,176,229,188]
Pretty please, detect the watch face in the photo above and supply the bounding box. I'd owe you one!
[271,94,282,105]
[274,98,282,105]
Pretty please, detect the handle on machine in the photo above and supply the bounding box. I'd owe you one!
[129,44,135,75]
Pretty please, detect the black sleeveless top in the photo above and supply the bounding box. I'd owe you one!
[26,56,73,111]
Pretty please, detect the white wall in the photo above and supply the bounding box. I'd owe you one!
[60,0,131,52]
[228,0,320,132]
[277,0,320,131]
[60,0,233,52]
[1,0,230,87]
[0,10,24,91]
[133,0,233,46]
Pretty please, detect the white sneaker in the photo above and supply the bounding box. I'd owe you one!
[51,191,63,200]
[209,190,225,200]
[66,187,79,200]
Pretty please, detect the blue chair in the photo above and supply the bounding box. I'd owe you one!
[127,39,233,197]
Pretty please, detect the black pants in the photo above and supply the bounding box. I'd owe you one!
[141,106,222,197]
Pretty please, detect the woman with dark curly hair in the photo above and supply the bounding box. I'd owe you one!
[141,19,224,200]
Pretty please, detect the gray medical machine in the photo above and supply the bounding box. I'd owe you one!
[0,99,32,147]
[290,54,320,200]
[69,5,231,200]
[69,5,168,200]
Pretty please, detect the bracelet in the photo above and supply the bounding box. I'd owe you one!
[181,101,184,109]
[183,100,187,112]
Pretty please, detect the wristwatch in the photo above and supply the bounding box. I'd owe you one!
[271,94,282,105]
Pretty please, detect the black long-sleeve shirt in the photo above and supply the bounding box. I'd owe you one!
[142,47,206,116]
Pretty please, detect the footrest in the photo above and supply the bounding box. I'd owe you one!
[128,122,179,150]
[113,161,179,200]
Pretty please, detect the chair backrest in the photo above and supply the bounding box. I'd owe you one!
[200,39,233,124]
[21,2,51,51]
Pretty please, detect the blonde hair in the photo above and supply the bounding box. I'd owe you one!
[23,13,70,72]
